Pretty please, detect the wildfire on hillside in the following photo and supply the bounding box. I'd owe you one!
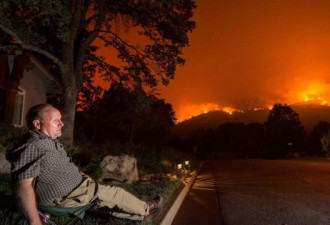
[176,103,242,123]
[284,80,330,106]
[176,80,330,123]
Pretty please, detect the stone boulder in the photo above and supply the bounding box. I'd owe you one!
[0,152,11,174]
[100,155,139,183]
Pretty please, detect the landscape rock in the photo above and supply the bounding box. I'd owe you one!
[100,155,139,183]
[0,152,11,174]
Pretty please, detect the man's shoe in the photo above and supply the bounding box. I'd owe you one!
[147,195,163,211]
[143,207,161,222]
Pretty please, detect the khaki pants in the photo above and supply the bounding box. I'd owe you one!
[54,176,149,221]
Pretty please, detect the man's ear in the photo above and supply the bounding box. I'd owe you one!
[32,120,41,130]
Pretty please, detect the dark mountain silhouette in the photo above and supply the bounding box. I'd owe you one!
[173,104,330,137]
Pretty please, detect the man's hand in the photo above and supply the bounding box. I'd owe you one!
[80,171,94,182]
[15,178,43,225]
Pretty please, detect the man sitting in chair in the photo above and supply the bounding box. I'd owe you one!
[6,104,162,225]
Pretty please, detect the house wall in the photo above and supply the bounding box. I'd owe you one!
[0,53,57,128]
[19,68,49,127]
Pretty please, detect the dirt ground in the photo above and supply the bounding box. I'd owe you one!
[214,159,330,225]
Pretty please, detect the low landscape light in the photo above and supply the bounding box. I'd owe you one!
[184,160,191,172]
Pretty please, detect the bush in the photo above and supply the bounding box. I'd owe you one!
[0,173,11,195]
[70,142,197,180]
[69,142,135,181]
[134,146,197,177]
[0,127,25,154]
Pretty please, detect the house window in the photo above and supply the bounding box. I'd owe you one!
[13,92,24,126]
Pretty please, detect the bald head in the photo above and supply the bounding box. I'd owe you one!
[26,104,64,139]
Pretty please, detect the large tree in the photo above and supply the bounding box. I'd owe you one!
[75,83,176,146]
[0,0,196,145]
[264,104,306,158]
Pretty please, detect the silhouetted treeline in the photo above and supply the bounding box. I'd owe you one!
[75,91,330,159]
[174,104,330,159]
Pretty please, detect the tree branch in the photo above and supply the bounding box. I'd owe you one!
[86,54,120,81]
[75,1,106,88]
[0,23,63,67]
[70,0,82,44]
[81,5,105,50]
[98,30,155,62]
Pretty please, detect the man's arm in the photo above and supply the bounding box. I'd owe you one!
[15,178,42,225]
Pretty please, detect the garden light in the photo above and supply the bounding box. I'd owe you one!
[184,160,190,172]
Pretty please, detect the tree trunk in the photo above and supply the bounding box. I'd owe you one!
[61,84,78,147]
[59,60,79,147]
[60,18,80,147]
[129,119,136,147]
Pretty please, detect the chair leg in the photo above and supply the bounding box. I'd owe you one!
[38,211,57,225]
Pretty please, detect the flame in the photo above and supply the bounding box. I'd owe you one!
[285,79,330,106]
[222,107,242,115]
[176,103,242,123]
[176,103,220,122]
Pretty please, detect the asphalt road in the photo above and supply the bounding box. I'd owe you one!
[173,160,330,225]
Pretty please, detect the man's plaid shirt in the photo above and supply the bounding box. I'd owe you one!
[7,130,82,205]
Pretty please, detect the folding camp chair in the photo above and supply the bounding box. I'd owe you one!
[37,198,98,225]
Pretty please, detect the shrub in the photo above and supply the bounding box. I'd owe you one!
[135,146,197,177]
[0,173,11,195]
[0,127,25,154]
[70,142,197,181]
[69,142,134,181]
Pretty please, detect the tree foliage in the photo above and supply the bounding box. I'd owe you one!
[184,122,268,159]
[0,0,196,145]
[75,83,176,147]
[264,104,306,158]
[320,129,330,158]
[305,121,330,156]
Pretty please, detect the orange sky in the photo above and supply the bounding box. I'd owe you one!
[95,0,330,122]
[158,0,330,121]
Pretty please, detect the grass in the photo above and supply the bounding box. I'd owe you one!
[0,173,26,225]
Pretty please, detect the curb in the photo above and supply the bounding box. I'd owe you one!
[160,161,204,225]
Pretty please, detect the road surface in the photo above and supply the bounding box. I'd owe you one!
[173,160,330,225]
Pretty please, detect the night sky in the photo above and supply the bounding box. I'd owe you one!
[160,0,330,121]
